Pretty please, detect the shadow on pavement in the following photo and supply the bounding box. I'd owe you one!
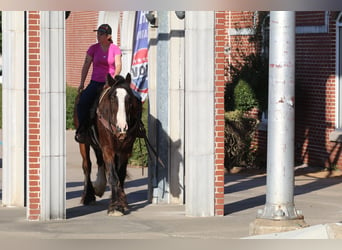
[66,176,149,219]
[224,169,342,216]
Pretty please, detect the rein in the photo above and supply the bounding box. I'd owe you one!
[96,86,117,135]
[136,120,166,169]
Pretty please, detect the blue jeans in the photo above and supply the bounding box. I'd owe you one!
[77,80,105,129]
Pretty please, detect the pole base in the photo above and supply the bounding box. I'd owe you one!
[249,218,309,236]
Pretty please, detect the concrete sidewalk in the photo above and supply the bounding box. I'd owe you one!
[0,130,342,239]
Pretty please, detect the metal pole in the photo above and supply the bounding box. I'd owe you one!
[257,11,303,220]
[154,11,170,203]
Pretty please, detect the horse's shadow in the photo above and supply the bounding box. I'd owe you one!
[66,176,149,219]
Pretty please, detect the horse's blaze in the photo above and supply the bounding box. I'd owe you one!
[116,88,128,134]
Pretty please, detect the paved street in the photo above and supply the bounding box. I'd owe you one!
[0,130,342,239]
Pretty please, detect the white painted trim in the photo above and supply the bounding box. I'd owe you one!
[296,25,327,34]
[228,27,255,36]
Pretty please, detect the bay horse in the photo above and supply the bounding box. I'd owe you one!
[73,73,142,216]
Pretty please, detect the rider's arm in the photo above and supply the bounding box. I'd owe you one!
[78,54,92,93]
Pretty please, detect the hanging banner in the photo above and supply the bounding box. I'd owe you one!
[130,11,149,102]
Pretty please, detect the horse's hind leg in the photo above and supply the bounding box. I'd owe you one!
[79,143,96,205]
[92,147,107,197]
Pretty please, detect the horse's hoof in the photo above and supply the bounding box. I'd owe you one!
[107,210,124,216]
[81,196,96,205]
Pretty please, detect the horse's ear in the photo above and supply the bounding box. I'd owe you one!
[106,73,115,87]
[125,73,131,84]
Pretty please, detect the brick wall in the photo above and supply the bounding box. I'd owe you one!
[27,11,41,221]
[295,11,338,168]
[214,11,227,216]
[229,11,260,68]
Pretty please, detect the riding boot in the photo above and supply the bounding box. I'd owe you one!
[75,123,88,143]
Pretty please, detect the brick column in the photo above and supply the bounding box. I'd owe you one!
[214,11,227,216]
[27,11,41,220]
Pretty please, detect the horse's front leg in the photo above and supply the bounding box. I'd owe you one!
[79,143,96,205]
[103,152,126,216]
[117,154,129,211]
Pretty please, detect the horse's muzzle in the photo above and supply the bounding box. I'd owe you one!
[117,132,127,141]
[115,126,127,141]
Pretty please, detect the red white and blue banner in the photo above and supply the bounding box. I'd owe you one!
[130,11,149,102]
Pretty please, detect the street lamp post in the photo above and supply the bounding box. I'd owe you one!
[250,11,308,235]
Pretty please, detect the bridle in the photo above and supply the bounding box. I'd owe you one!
[96,80,136,141]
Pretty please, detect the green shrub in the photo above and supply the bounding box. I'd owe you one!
[234,79,257,112]
[128,99,148,167]
[224,111,258,170]
[225,53,268,112]
[66,85,78,129]
[224,109,243,121]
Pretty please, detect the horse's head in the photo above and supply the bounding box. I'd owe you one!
[99,73,140,141]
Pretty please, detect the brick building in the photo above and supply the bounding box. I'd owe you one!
[225,11,342,170]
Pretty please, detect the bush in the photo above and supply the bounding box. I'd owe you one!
[224,53,268,171]
[224,111,258,171]
[128,100,148,167]
[234,79,257,112]
[66,85,78,129]
[225,53,268,112]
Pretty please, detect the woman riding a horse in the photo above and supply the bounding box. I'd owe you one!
[75,23,122,143]
[73,24,144,216]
